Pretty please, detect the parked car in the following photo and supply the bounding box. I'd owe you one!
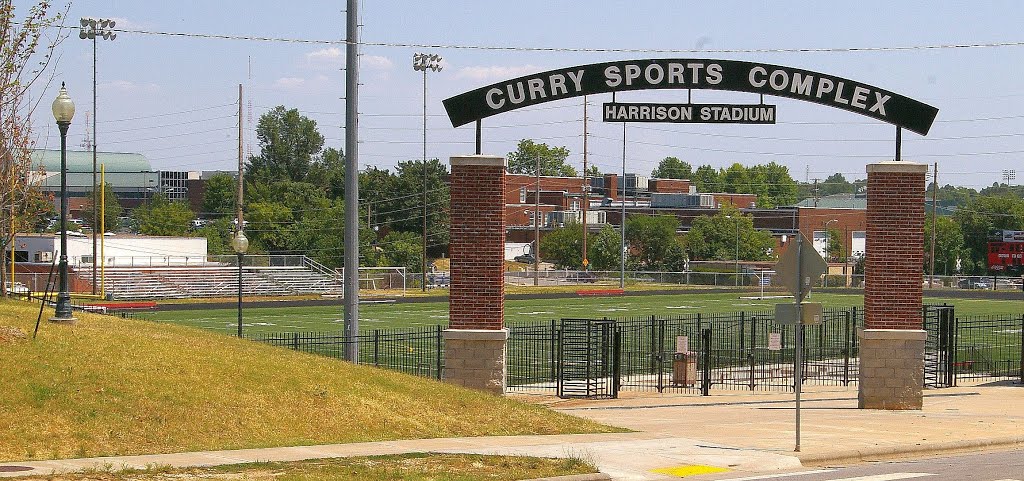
[513,254,536,264]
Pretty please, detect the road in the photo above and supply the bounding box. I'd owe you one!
[711,449,1024,481]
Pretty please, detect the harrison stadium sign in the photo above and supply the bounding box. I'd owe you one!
[603,102,776,124]
[443,59,938,135]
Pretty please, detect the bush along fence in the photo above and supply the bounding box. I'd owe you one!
[239,306,1022,399]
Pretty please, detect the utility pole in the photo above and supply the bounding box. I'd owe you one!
[343,0,361,363]
[237,85,244,229]
[620,122,626,289]
[79,17,116,295]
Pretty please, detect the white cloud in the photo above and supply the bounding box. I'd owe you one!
[305,47,343,66]
[273,75,331,92]
[455,65,543,82]
[273,77,306,89]
[100,80,160,94]
[361,55,393,71]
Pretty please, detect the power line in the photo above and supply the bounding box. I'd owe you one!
[67,25,1024,53]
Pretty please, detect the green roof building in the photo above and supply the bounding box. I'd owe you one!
[31,149,159,202]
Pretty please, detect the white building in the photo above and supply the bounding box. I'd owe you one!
[13,233,207,267]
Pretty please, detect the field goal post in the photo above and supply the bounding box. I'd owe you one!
[357,266,407,297]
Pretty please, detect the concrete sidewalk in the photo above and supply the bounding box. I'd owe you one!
[1,382,1021,480]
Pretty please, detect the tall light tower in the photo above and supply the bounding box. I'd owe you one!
[79,17,116,295]
[413,53,442,291]
[50,84,76,322]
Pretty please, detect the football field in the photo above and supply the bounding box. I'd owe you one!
[145,291,1023,335]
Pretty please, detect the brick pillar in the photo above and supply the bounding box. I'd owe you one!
[860,161,928,410]
[445,155,507,394]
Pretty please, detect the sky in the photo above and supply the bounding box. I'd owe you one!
[18,0,1024,188]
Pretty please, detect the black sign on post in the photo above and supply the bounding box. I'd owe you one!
[443,59,938,135]
[603,102,777,124]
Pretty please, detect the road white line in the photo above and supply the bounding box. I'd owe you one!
[718,469,836,481]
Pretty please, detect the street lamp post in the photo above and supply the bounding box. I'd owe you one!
[79,18,116,295]
[50,83,75,321]
[413,53,442,292]
[824,219,837,287]
[232,230,248,338]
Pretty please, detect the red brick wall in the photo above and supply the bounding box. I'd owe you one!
[864,162,928,330]
[449,156,506,330]
[649,178,691,194]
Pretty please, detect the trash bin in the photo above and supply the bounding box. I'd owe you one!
[672,352,697,387]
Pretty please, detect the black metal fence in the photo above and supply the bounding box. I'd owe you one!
[248,326,443,379]
[220,305,1021,398]
[508,308,862,396]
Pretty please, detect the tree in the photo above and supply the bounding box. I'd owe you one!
[685,210,774,262]
[245,201,294,253]
[375,231,423,272]
[539,222,622,271]
[748,162,797,207]
[507,139,577,177]
[196,217,233,256]
[953,194,1024,274]
[924,214,964,276]
[820,172,854,196]
[721,163,751,194]
[692,165,721,193]
[1,1,68,297]
[133,195,195,237]
[200,173,237,216]
[625,215,684,270]
[651,157,692,179]
[247,106,325,183]
[385,159,450,257]
[79,182,123,232]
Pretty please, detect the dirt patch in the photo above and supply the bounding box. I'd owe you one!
[0,326,27,344]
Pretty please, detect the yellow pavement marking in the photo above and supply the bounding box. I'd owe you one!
[652,464,730,477]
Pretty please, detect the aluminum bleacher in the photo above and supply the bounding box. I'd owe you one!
[101,259,344,300]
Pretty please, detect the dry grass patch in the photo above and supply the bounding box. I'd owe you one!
[0,300,620,462]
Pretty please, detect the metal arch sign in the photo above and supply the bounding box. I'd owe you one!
[442,59,938,135]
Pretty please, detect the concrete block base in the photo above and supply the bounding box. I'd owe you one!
[443,329,508,395]
[858,329,926,410]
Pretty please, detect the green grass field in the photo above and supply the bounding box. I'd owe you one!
[146,291,1024,335]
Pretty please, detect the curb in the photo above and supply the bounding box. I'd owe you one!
[520,474,611,481]
[797,435,1024,465]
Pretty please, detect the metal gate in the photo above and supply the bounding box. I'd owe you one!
[924,305,957,388]
[557,319,619,399]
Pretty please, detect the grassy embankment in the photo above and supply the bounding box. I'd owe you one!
[0,299,619,463]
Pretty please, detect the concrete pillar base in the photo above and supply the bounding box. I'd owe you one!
[443,329,508,395]
[858,329,926,410]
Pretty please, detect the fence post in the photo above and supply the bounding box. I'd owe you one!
[656,317,664,393]
[550,319,558,383]
[1019,314,1023,385]
[374,329,381,366]
[649,315,658,375]
[612,328,622,398]
[739,311,746,358]
[701,328,712,396]
[436,325,443,381]
[292,332,299,351]
[749,315,757,391]
[843,309,852,386]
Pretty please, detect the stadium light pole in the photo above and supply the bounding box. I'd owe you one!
[79,18,116,296]
[413,53,442,291]
[50,84,76,321]
[232,230,248,338]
